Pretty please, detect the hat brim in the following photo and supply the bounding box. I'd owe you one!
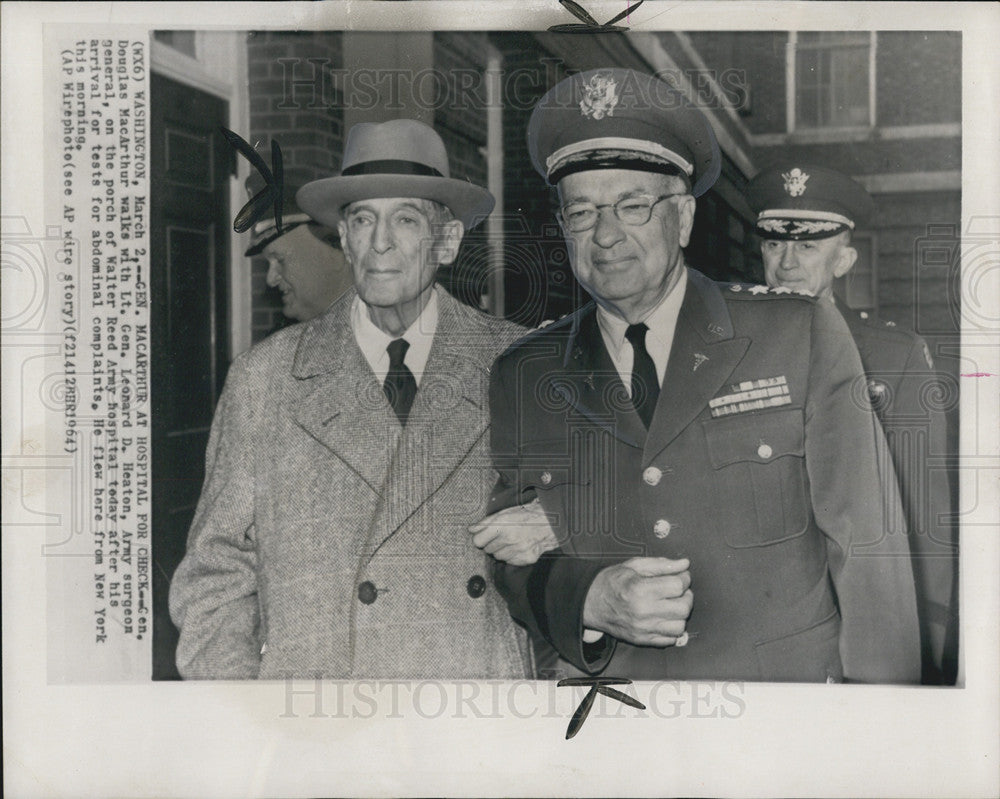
[296,175,495,230]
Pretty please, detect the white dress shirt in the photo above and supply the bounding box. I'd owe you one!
[351,286,439,386]
[596,265,688,394]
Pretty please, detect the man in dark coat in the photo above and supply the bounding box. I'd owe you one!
[746,164,958,684]
[480,68,921,684]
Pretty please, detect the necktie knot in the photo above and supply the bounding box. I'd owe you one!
[624,323,649,347]
[387,337,410,369]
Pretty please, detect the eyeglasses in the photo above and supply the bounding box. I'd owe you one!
[558,194,685,233]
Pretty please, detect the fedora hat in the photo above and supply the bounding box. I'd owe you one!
[296,118,495,229]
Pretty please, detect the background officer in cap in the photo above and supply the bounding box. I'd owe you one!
[170,118,535,679]
[483,68,921,683]
[747,164,958,684]
[243,167,353,323]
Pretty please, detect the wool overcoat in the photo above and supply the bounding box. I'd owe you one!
[170,288,532,679]
[489,269,922,684]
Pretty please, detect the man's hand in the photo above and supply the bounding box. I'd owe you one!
[582,557,693,647]
[469,500,561,566]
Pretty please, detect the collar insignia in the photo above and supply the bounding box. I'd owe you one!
[781,167,810,197]
[580,73,619,120]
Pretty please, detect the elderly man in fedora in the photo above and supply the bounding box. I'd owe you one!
[479,69,921,684]
[169,119,534,679]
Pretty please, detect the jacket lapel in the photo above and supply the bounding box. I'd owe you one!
[287,290,398,493]
[557,306,647,450]
[643,269,750,466]
[363,292,494,558]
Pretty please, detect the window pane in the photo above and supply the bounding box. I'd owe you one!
[795,33,871,129]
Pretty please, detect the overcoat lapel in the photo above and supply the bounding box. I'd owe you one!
[363,292,494,558]
[643,269,750,466]
[288,290,398,493]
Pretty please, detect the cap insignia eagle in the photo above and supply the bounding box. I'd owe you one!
[782,167,810,197]
[580,73,619,120]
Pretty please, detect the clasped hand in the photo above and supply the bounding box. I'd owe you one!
[469,499,561,566]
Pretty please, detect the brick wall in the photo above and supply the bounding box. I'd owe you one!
[691,32,788,135]
[877,32,961,126]
[246,31,345,342]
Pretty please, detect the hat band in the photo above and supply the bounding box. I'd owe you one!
[252,212,311,238]
[546,137,694,179]
[757,208,855,229]
[341,159,444,179]
[549,155,689,187]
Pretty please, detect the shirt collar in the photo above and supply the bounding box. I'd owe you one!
[351,286,440,380]
[597,266,688,359]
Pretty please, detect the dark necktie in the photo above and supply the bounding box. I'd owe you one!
[384,338,417,424]
[624,323,659,428]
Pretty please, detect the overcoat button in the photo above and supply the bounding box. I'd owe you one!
[653,519,671,538]
[643,466,663,486]
[757,443,773,460]
[467,575,487,598]
[540,471,552,485]
[358,581,378,604]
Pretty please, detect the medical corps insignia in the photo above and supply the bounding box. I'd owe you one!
[781,167,810,197]
[579,73,619,120]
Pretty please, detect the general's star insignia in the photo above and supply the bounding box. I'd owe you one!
[772,286,792,294]
[749,284,769,295]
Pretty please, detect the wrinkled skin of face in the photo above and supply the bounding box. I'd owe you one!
[760,231,857,299]
[557,169,695,323]
[338,197,462,335]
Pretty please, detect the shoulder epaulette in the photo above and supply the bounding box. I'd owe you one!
[725,283,817,300]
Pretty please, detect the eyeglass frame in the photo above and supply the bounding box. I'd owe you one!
[557,193,688,233]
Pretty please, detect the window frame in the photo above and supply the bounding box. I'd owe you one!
[786,31,877,133]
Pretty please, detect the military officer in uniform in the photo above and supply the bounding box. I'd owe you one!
[746,164,958,684]
[243,167,354,323]
[482,68,921,683]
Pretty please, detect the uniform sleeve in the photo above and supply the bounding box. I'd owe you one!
[486,352,616,674]
[883,335,958,682]
[805,302,921,683]
[168,355,261,679]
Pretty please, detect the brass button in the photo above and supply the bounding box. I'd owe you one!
[757,443,773,460]
[540,471,552,485]
[643,466,663,486]
[358,581,378,605]
[653,519,671,538]
[467,575,486,598]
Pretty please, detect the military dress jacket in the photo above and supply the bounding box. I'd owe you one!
[489,268,921,684]
[169,288,532,679]
[837,298,958,683]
